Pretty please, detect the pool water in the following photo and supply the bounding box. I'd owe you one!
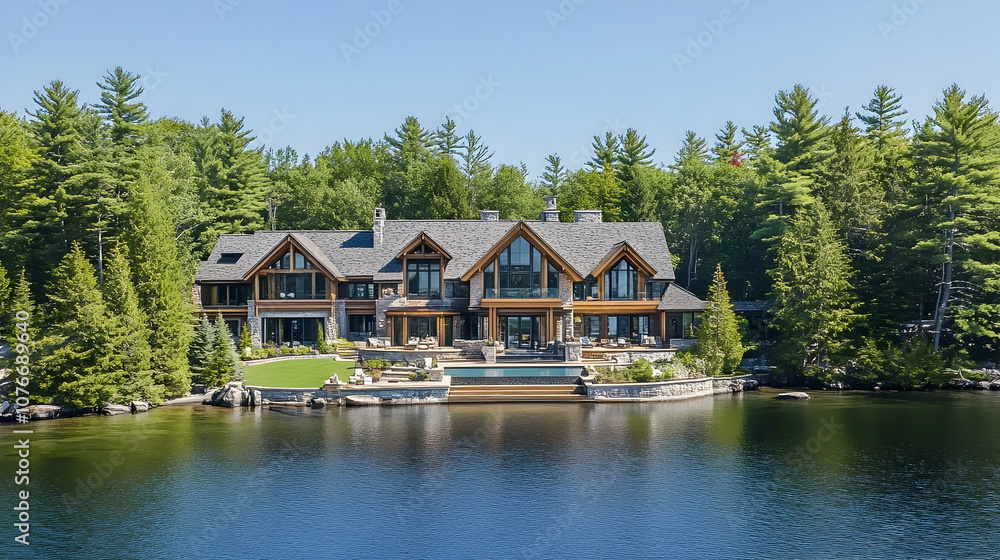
[446,366,586,377]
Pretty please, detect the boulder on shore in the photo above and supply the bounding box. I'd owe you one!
[311,397,327,409]
[130,401,150,413]
[204,381,262,408]
[101,403,132,415]
[775,392,811,400]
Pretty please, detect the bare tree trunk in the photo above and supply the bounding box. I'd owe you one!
[933,156,959,352]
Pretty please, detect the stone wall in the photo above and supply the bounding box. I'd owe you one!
[374,293,402,338]
[586,374,763,402]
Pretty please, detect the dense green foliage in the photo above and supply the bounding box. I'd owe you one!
[696,265,751,376]
[2,68,999,399]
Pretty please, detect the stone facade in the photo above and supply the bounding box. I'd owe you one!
[247,299,261,346]
[468,271,484,307]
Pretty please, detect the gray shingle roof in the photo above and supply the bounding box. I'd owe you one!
[195,219,678,284]
[657,283,706,311]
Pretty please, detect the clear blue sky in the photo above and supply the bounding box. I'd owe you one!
[3,0,1000,181]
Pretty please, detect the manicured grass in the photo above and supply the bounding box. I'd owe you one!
[244,358,354,388]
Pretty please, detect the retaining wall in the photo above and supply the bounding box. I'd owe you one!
[586,374,765,402]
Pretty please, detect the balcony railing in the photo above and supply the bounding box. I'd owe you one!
[485,287,560,299]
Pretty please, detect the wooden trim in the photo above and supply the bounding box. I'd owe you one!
[572,300,660,313]
[459,221,583,282]
[590,242,658,279]
[395,232,452,260]
[242,235,341,281]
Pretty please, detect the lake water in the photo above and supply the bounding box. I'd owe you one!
[4,389,1000,559]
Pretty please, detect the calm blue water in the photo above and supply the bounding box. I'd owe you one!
[446,365,586,377]
[4,389,1000,559]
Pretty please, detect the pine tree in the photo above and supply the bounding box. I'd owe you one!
[6,271,35,362]
[101,243,160,403]
[588,131,620,173]
[433,117,462,156]
[621,165,666,222]
[20,81,87,288]
[909,85,1000,353]
[741,124,773,165]
[460,130,493,207]
[768,84,832,207]
[124,166,192,395]
[769,200,859,379]
[540,153,567,194]
[95,66,149,145]
[193,109,270,255]
[814,109,879,235]
[696,264,750,376]
[189,314,215,382]
[202,313,241,387]
[385,116,433,163]
[616,128,655,183]
[33,244,114,408]
[671,130,710,170]
[856,85,908,152]
[0,111,36,273]
[713,121,745,164]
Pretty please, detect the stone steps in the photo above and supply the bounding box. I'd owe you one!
[448,384,588,403]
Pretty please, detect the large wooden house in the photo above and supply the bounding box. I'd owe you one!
[194,197,705,350]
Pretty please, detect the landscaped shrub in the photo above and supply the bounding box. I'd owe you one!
[280,346,293,355]
[626,359,654,382]
[363,358,393,372]
[293,346,311,355]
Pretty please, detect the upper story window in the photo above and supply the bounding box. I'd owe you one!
[407,259,440,299]
[202,283,251,307]
[573,280,598,301]
[269,249,313,270]
[294,253,314,269]
[271,251,292,269]
[338,282,376,300]
[485,236,559,298]
[217,252,242,264]
[605,259,638,301]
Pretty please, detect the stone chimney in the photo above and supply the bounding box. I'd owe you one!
[373,207,385,245]
[480,210,499,221]
[573,209,603,223]
[540,196,560,222]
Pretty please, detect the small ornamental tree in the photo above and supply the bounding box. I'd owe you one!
[696,264,750,376]
[238,323,252,357]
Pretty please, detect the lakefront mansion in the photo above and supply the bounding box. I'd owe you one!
[194,197,705,351]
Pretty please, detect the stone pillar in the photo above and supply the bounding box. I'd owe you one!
[247,300,262,346]
[564,341,582,362]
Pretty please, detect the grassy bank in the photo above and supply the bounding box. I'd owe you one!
[244,358,353,388]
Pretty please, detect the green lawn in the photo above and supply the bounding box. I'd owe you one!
[244,358,354,388]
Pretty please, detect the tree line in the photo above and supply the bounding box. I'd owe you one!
[1,67,998,403]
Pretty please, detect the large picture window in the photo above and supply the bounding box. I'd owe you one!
[406,260,441,298]
[605,259,638,300]
[201,284,251,307]
[490,236,558,298]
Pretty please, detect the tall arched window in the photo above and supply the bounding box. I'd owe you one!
[605,259,638,300]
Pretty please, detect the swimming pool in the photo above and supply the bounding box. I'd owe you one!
[447,366,586,377]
